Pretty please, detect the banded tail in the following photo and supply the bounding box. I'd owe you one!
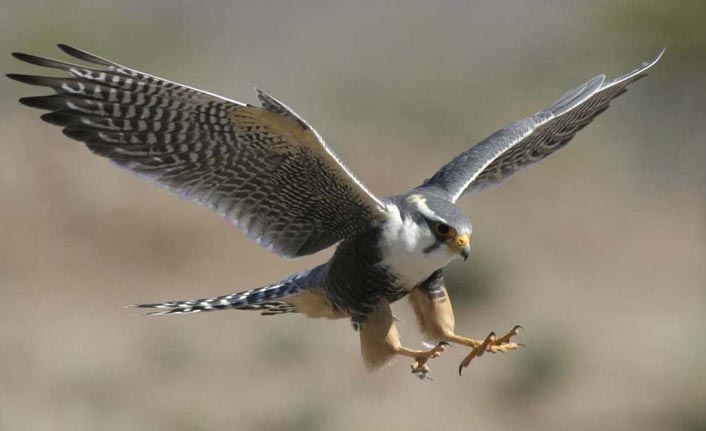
[132,270,315,316]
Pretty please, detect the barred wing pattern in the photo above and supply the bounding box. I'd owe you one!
[421,49,664,202]
[9,45,386,258]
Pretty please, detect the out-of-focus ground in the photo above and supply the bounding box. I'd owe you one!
[1,1,704,430]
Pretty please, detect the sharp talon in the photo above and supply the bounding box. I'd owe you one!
[510,325,523,335]
[518,343,527,348]
[483,332,496,351]
[439,341,451,347]
[458,326,524,373]
[495,326,523,346]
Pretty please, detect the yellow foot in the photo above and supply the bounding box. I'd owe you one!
[410,341,450,380]
[458,325,523,376]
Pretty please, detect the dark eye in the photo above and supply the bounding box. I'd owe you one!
[434,223,455,237]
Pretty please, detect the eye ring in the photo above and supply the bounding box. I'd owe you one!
[434,223,456,238]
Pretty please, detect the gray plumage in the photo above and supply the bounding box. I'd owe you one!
[9,46,385,259]
[420,48,665,202]
[8,45,663,336]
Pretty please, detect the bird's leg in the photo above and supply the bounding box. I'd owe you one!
[359,301,448,379]
[409,281,523,376]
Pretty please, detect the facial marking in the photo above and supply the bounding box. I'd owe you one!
[422,241,442,254]
[406,194,447,223]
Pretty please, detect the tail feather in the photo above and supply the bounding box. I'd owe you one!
[131,276,305,316]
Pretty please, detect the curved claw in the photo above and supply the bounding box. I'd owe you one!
[458,325,524,376]
[458,332,496,376]
[495,325,522,345]
[428,340,450,357]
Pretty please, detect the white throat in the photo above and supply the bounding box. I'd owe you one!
[378,204,456,288]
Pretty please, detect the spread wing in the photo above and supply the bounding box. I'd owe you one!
[419,49,665,202]
[9,44,387,258]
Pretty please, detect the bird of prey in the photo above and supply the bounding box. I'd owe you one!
[8,45,663,378]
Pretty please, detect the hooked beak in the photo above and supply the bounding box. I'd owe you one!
[449,233,471,261]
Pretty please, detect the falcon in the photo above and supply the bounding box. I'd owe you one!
[8,45,663,378]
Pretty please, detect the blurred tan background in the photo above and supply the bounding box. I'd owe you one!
[1,1,705,430]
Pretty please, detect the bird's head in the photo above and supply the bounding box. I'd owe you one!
[389,193,473,262]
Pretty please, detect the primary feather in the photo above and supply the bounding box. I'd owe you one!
[421,48,665,201]
[9,45,386,258]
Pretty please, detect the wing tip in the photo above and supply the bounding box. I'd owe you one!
[5,73,22,83]
[39,111,69,127]
[57,43,112,66]
[645,46,667,69]
[11,51,33,63]
[18,95,57,110]
[56,43,82,57]
[62,127,94,141]
[602,47,667,89]
[6,73,44,86]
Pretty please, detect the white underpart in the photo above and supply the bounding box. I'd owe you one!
[378,203,456,289]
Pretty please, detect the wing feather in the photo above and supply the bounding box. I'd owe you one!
[420,49,665,201]
[9,45,386,258]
